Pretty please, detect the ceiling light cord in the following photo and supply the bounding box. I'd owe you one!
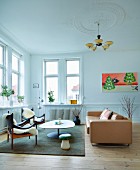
[97,22,99,35]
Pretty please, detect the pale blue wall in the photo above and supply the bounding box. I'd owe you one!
[83,50,140,104]
[82,50,140,122]
[30,50,140,122]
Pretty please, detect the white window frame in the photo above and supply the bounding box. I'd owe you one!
[0,40,24,106]
[66,59,80,103]
[43,59,59,102]
[0,43,6,86]
[12,51,22,98]
[43,58,82,104]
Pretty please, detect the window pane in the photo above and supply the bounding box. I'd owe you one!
[0,68,2,104]
[67,77,79,101]
[46,61,58,75]
[12,73,18,101]
[46,77,58,102]
[12,54,18,71]
[67,60,79,74]
[0,68,2,87]
[0,46,3,65]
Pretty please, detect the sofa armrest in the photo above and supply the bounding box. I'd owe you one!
[90,120,132,144]
[87,111,102,117]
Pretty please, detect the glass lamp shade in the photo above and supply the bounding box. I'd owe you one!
[94,38,103,44]
[102,44,109,50]
[85,43,93,48]
[91,46,97,51]
[105,41,113,46]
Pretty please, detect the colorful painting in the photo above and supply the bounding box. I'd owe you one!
[102,72,138,92]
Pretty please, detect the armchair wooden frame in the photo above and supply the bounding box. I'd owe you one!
[6,113,37,150]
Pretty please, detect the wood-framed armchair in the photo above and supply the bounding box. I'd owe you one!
[6,113,38,149]
[21,108,45,128]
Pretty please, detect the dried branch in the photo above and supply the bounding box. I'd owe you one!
[120,96,136,119]
[72,104,84,117]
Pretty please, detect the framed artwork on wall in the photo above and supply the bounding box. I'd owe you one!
[33,83,39,88]
[102,72,138,92]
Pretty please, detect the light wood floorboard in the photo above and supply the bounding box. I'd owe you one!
[0,123,140,170]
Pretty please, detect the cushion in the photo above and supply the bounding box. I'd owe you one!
[56,109,64,119]
[49,109,56,120]
[22,108,35,118]
[108,111,113,119]
[111,114,117,120]
[63,109,70,120]
[111,114,124,120]
[59,134,71,140]
[100,109,113,120]
[69,109,75,120]
[100,109,108,118]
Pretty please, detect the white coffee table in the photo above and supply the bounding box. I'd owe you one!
[39,120,75,138]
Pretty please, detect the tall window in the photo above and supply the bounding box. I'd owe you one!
[44,60,58,102]
[44,59,81,104]
[0,45,3,88]
[66,60,80,102]
[12,52,22,103]
[0,41,24,106]
[0,44,6,105]
[0,45,3,65]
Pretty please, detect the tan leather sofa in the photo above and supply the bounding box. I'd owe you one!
[86,111,132,145]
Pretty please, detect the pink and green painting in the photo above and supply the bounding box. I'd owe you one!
[102,72,138,92]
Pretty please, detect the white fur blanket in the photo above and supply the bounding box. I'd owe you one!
[13,124,38,135]
[22,108,35,118]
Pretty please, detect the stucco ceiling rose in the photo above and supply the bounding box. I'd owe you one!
[73,0,126,35]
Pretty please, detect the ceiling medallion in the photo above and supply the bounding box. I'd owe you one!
[73,1,126,35]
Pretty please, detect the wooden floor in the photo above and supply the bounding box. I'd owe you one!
[0,123,140,170]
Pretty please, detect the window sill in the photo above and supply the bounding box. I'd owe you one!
[0,104,28,109]
[43,103,82,106]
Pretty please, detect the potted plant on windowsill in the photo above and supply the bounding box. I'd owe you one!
[0,85,15,106]
[48,90,55,103]
[17,95,24,104]
[0,85,15,100]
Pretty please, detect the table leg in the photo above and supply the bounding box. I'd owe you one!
[47,129,68,139]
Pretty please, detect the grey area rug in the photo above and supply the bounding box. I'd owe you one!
[0,125,85,156]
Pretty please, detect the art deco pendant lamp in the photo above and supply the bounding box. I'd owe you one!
[85,22,113,51]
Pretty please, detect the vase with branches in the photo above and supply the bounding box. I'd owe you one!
[72,104,84,125]
[120,96,136,119]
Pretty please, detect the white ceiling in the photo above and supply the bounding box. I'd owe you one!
[0,0,140,55]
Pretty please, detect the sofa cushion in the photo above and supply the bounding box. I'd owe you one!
[56,109,64,119]
[111,114,124,120]
[100,109,113,120]
[100,109,108,118]
[63,109,70,120]
[49,109,56,120]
